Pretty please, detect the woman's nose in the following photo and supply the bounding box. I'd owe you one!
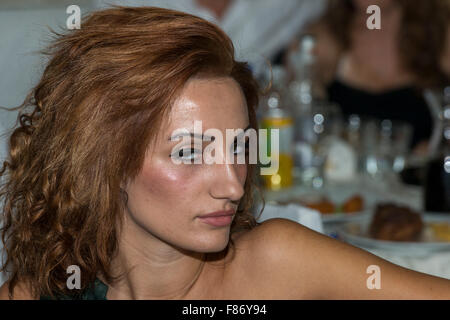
[209,162,245,202]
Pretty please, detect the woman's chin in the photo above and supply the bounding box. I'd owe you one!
[190,233,231,253]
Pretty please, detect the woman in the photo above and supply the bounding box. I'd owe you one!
[306,0,450,153]
[0,6,449,300]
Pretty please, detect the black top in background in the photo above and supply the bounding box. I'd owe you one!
[327,79,433,149]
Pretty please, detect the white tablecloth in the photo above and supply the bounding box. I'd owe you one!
[365,249,450,280]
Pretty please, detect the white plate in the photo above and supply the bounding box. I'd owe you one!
[320,210,370,223]
[337,213,450,256]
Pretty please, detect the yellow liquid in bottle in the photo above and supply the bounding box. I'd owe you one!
[262,153,293,190]
[260,116,293,191]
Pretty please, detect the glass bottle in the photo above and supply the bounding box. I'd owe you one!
[288,35,330,187]
[259,65,294,190]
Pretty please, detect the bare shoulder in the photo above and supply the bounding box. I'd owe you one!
[229,218,450,299]
[0,280,36,300]
[233,218,320,254]
[229,218,305,259]
[225,218,323,299]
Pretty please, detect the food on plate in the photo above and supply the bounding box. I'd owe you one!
[369,204,423,241]
[304,198,335,214]
[429,222,450,242]
[303,195,364,214]
[340,195,364,213]
[277,194,365,215]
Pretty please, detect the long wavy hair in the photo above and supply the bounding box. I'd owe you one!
[322,0,450,87]
[0,6,262,299]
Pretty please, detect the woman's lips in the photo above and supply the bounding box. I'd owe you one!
[198,214,233,227]
[197,209,235,227]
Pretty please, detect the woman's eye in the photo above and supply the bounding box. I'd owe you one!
[172,148,201,161]
[233,139,249,155]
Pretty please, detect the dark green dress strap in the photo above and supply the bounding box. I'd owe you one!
[40,278,108,300]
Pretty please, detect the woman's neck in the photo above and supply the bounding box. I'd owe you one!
[102,214,209,300]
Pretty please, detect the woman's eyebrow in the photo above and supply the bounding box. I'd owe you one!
[168,132,214,141]
[168,124,251,141]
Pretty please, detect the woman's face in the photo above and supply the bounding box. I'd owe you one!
[123,76,250,253]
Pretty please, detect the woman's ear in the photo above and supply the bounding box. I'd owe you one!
[120,176,131,191]
[119,179,130,204]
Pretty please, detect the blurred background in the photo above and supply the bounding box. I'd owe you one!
[1,0,450,284]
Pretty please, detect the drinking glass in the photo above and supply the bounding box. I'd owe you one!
[293,101,343,188]
[359,118,412,182]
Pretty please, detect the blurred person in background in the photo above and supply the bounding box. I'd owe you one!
[296,0,450,155]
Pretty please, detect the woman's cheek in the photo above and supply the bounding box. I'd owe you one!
[138,159,196,197]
